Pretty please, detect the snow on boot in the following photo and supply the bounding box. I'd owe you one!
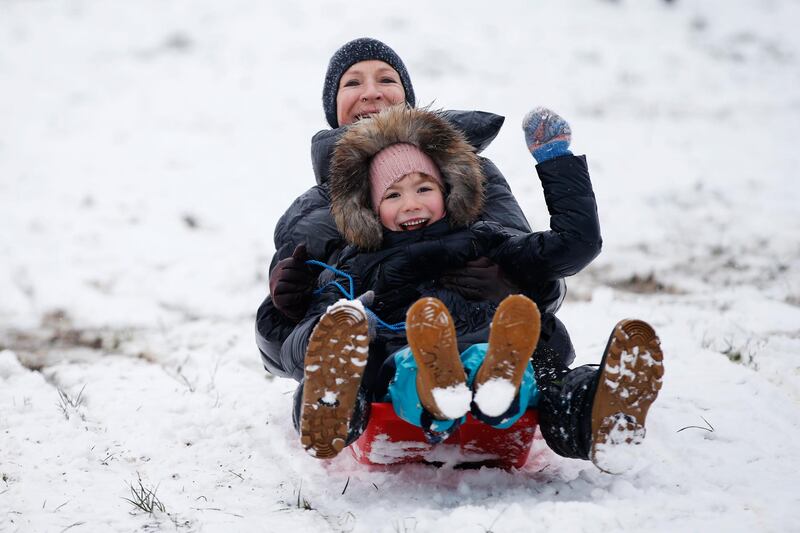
[405,297,470,421]
[473,294,541,417]
[300,299,370,459]
[590,319,664,474]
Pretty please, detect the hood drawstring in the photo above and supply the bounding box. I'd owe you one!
[306,260,406,332]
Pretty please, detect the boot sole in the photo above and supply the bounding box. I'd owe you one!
[405,297,469,420]
[300,302,369,459]
[590,319,664,473]
[474,295,541,417]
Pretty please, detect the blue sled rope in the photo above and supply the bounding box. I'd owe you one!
[306,259,406,332]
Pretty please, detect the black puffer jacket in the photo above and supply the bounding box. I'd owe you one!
[258,108,601,380]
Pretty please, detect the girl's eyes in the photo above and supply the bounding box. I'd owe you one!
[385,186,433,200]
[343,79,360,87]
[380,77,398,84]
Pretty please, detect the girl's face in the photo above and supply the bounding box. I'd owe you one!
[378,172,446,232]
[336,60,406,126]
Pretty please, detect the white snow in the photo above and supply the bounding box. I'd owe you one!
[592,415,648,475]
[474,378,518,417]
[2,0,800,531]
[320,391,338,406]
[431,384,472,419]
[327,298,366,316]
[362,436,499,467]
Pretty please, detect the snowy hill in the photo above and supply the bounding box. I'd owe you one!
[1,0,799,531]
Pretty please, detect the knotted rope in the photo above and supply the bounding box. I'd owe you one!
[306,259,406,332]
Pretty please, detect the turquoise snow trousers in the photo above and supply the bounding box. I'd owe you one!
[384,343,540,434]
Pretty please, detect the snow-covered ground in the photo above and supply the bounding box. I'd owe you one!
[2,0,799,531]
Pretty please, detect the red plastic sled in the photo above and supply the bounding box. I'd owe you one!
[350,402,539,469]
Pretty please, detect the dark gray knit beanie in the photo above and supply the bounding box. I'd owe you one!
[322,37,415,129]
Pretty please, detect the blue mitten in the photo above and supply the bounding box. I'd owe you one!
[522,107,572,164]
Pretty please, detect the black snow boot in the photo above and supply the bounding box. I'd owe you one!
[532,344,596,460]
[533,319,665,472]
[589,319,664,473]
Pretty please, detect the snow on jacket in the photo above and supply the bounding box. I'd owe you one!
[260,106,602,382]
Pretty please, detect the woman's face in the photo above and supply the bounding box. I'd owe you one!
[336,60,406,126]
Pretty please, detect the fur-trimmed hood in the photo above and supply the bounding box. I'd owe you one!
[329,105,486,250]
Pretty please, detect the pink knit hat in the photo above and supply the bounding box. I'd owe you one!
[369,143,444,212]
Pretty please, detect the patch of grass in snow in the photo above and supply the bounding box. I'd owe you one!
[702,334,761,369]
[785,294,800,308]
[278,480,315,511]
[56,385,86,421]
[123,473,166,515]
[295,480,314,511]
[0,308,139,371]
[277,481,362,532]
[172,356,196,392]
[609,272,683,295]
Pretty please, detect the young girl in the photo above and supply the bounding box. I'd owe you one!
[291,105,663,473]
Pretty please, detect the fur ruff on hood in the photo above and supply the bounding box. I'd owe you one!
[330,105,485,250]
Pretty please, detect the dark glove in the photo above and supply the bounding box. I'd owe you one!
[404,229,478,276]
[373,229,478,293]
[440,256,520,304]
[470,220,514,254]
[268,244,316,322]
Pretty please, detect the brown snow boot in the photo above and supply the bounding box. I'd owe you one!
[405,297,470,420]
[473,294,541,417]
[300,301,369,459]
[590,319,664,473]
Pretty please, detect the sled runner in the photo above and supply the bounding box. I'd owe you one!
[350,403,539,469]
